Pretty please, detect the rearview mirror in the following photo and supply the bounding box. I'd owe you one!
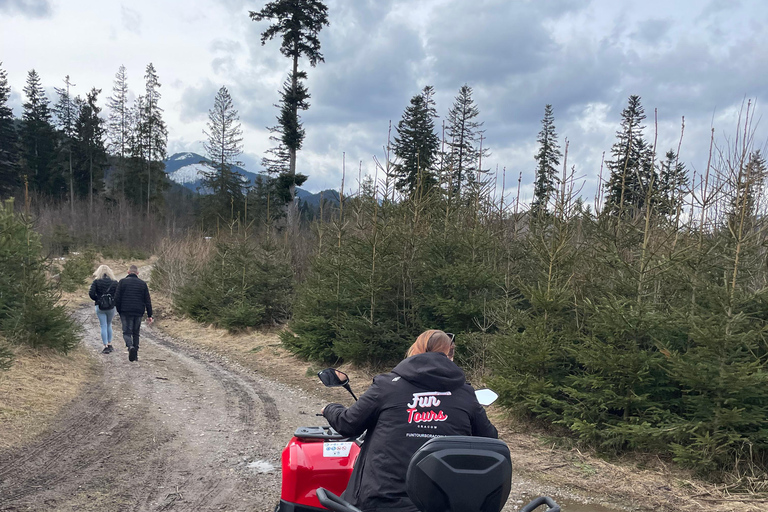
[475,388,498,406]
[318,368,349,387]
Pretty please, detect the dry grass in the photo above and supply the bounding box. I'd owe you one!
[0,345,99,450]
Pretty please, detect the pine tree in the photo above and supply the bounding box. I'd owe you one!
[392,86,440,195]
[53,75,79,211]
[140,63,168,215]
[0,63,20,198]
[656,150,687,217]
[123,94,146,206]
[250,0,329,212]
[73,88,107,211]
[106,65,131,197]
[604,95,656,215]
[531,104,562,216]
[20,70,61,196]
[200,86,247,226]
[726,150,766,236]
[445,85,488,197]
[260,73,309,214]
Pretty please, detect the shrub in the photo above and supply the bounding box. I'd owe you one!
[59,250,96,292]
[0,199,81,353]
[174,234,293,331]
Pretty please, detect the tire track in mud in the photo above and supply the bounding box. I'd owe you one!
[0,305,318,512]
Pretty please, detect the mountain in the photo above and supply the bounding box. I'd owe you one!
[164,152,261,191]
[163,152,339,207]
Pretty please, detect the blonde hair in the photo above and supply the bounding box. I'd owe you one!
[406,330,455,359]
[93,265,116,281]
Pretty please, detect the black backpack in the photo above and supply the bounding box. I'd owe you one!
[98,292,115,310]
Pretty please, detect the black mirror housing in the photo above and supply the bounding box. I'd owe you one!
[318,368,349,387]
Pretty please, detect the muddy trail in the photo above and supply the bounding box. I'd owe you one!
[0,306,325,511]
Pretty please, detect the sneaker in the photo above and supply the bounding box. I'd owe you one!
[106,345,114,353]
[102,346,110,354]
[129,347,137,362]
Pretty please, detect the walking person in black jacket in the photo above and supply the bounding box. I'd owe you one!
[88,265,118,354]
[114,265,153,362]
[322,330,498,512]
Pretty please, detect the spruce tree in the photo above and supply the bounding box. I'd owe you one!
[53,75,79,211]
[73,88,107,211]
[107,65,131,196]
[444,84,488,198]
[200,86,247,226]
[604,95,656,215]
[140,63,168,215]
[250,0,329,210]
[656,150,687,218]
[0,63,20,198]
[123,95,146,206]
[531,104,562,216]
[260,74,309,214]
[20,70,61,196]
[392,86,440,196]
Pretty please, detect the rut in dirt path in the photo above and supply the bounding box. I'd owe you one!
[0,305,324,512]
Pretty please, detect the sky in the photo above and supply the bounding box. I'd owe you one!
[2,0,767,203]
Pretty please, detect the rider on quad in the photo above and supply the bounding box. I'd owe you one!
[322,330,498,512]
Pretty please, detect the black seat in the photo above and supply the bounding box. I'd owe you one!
[405,436,512,512]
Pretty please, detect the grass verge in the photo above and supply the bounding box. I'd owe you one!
[0,345,99,450]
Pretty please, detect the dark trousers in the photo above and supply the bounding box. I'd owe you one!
[120,315,142,350]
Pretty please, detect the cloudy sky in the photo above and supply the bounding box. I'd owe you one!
[2,0,767,202]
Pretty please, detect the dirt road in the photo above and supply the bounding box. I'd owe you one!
[0,306,325,511]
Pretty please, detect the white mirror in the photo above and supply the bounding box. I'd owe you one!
[474,388,498,406]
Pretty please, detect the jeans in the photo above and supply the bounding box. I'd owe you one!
[120,315,143,350]
[95,306,117,345]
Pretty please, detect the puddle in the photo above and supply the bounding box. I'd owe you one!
[247,460,276,473]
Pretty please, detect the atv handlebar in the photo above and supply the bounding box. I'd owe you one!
[520,496,561,512]
[316,487,363,512]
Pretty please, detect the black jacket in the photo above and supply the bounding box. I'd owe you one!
[323,352,498,512]
[88,276,117,309]
[114,274,152,317]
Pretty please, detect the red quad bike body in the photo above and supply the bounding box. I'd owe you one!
[277,426,361,512]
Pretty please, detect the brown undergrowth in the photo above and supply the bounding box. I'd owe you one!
[153,288,766,512]
[0,345,99,450]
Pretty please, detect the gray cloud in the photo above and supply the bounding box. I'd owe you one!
[0,0,52,18]
[121,5,142,35]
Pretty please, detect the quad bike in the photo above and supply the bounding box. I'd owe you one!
[276,369,561,512]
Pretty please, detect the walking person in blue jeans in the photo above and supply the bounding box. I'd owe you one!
[114,265,153,362]
[89,265,118,354]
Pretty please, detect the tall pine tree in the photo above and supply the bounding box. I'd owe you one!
[140,63,168,215]
[0,63,20,198]
[73,88,107,211]
[656,149,687,218]
[200,86,247,226]
[53,75,79,211]
[392,86,440,196]
[604,95,656,215]
[444,84,488,197]
[107,65,131,197]
[250,0,329,212]
[531,104,562,217]
[20,70,61,197]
